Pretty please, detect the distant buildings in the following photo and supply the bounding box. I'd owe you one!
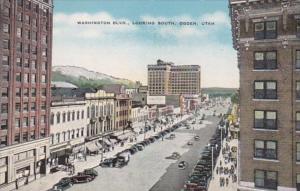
[147,59,201,96]
[0,0,53,190]
[230,0,300,190]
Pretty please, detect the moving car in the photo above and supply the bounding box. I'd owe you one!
[178,161,188,170]
[165,152,181,160]
[194,135,200,141]
[52,178,73,191]
[187,141,193,146]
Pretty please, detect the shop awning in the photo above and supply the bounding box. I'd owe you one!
[95,141,103,149]
[86,142,99,152]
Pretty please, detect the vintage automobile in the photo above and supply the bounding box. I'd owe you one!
[80,168,98,177]
[194,135,200,141]
[51,177,73,191]
[178,161,188,170]
[115,154,130,168]
[165,152,181,160]
[135,144,144,151]
[71,174,95,184]
[187,141,193,146]
[99,157,118,167]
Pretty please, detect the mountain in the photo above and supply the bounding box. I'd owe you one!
[52,66,136,89]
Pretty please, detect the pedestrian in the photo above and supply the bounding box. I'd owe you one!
[226,178,229,186]
[216,167,219,175]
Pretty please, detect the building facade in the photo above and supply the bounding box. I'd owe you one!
[230,0,300,190]
[115,94,132,132]
[147,59,201,96]
[0,0,53,190]
[49,98,87,167]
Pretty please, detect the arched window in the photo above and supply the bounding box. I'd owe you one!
[50,113,54,125]
[67,111,71,121]
[91,105,96,118]
[56,112,61,124]
[62,112,66,123]
[77,111,80,120]
[72,111,75,121]
[81,110,84,119]
[87,107,90,118]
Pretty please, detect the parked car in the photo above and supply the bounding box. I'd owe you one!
[71,174,94,184]
[52,178,73,191]
[116,154,130,168]
[99,157,118,167]
[187,141,193,146]
[194,135,200,141]
[79,168,98,177]
[135,144,144,151]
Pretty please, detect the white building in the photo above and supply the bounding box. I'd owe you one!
[130,106,149,129]
[49,98,87,166]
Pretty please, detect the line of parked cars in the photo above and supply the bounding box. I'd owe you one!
[51,168,98,191]
[99,123,184,168]
[183,119,226,191]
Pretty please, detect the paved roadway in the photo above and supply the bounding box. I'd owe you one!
[150,115,220,191]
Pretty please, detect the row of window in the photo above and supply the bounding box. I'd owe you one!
[2,40,48,56]
[254,20,300,40]
[2,24,44,40]
[1,87,46,98]
[50,110,85,125]
[50,128,84,145]
[0,130,46,148]
[1,101,47,114]
[1,71,47,83]
[2,56,47,70]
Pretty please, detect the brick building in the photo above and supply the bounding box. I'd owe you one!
[0,0,53,190]
[230,0,300,190]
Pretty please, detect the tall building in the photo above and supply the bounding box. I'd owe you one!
[230,0,300,190]
[147,59,201,96]
[0,0,53,190]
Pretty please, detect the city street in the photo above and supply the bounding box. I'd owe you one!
[69,104,229,191]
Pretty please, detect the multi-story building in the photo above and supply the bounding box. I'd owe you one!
[147,59,201,96]
[49,88,88,168]
[0,0,53,190]
[115,94,132,132]
[130,105,149,129]
[230,0,300,190]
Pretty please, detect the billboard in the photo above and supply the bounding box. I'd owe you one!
[147,96,166,105]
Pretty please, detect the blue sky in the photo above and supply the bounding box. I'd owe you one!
[53,0,238,88]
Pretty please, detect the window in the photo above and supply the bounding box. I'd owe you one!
[31,102,36,111]
[31,46,37,55]
[3,7,10,17]
[3,39,9,49]
[77,111,80,120]
[2,72,9,81]
[15,103,21,113]
[1,104,8,114]
[32,32,37,41]
[255,170,277,190]
[14,134,20,144]
[296,50,300,69]
[0,157,7,184]
[254,81,277,99]
[87,107,90,118]
[24,88,29,97]
[41,102,46,110]
[50,113,54,125]
[81,110,84,119]
[17,13,22,21]
[0,136,7,147]
[254,21,277,40]
[31,74,36,83]
[297,174,300,191]
[16,88,21,97]
[33,3,38,13]
[17,0,23,6]
[24,59,29,68]
[31,88,36,97]
[297,143,300,162]
[41,75,46,83]
[42,49,47,56]
[24,73,29,83]
[24,44,30,54]
[31,60,36,69]
[254,51,277,70]
[296,112,300,131]
[24,15,30,25]
[3,23,9,33]
[254,140,277,159]
[41,115,46,124]
[30,131,35,140]
[23,117,29,127]
[24,30,30,40]
[72,111,75,121]
[16,57,22,67]
[30,117,36,126]
[23,103,29,112]
[254,110,277,130]
[42,61,47,70]
[16,73,21,82]
[14,118,20,129]
[42,35,47,44]
[67,112,71,121]
[2,55,9,65]
[25,0,31,9]
[56,113,61,124]
[1,88,8,97]
[62,113,66,122]
[16,42,22,52]
[32,19,37,27]
[16,28,22,38]
[22,133,28,142]
[41,88,46,97]
[1,120,8,130]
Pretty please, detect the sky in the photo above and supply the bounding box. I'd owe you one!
[53,0,239,88]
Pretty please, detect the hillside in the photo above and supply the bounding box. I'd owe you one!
[52,66,136,89]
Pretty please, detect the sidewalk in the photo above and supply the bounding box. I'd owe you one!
[208,138,238,191]
[18,114,191,191]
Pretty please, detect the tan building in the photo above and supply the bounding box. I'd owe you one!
[115,94,132,132]
[0,0,53,190]
[147,59,201,96]
[230,0,300,190]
